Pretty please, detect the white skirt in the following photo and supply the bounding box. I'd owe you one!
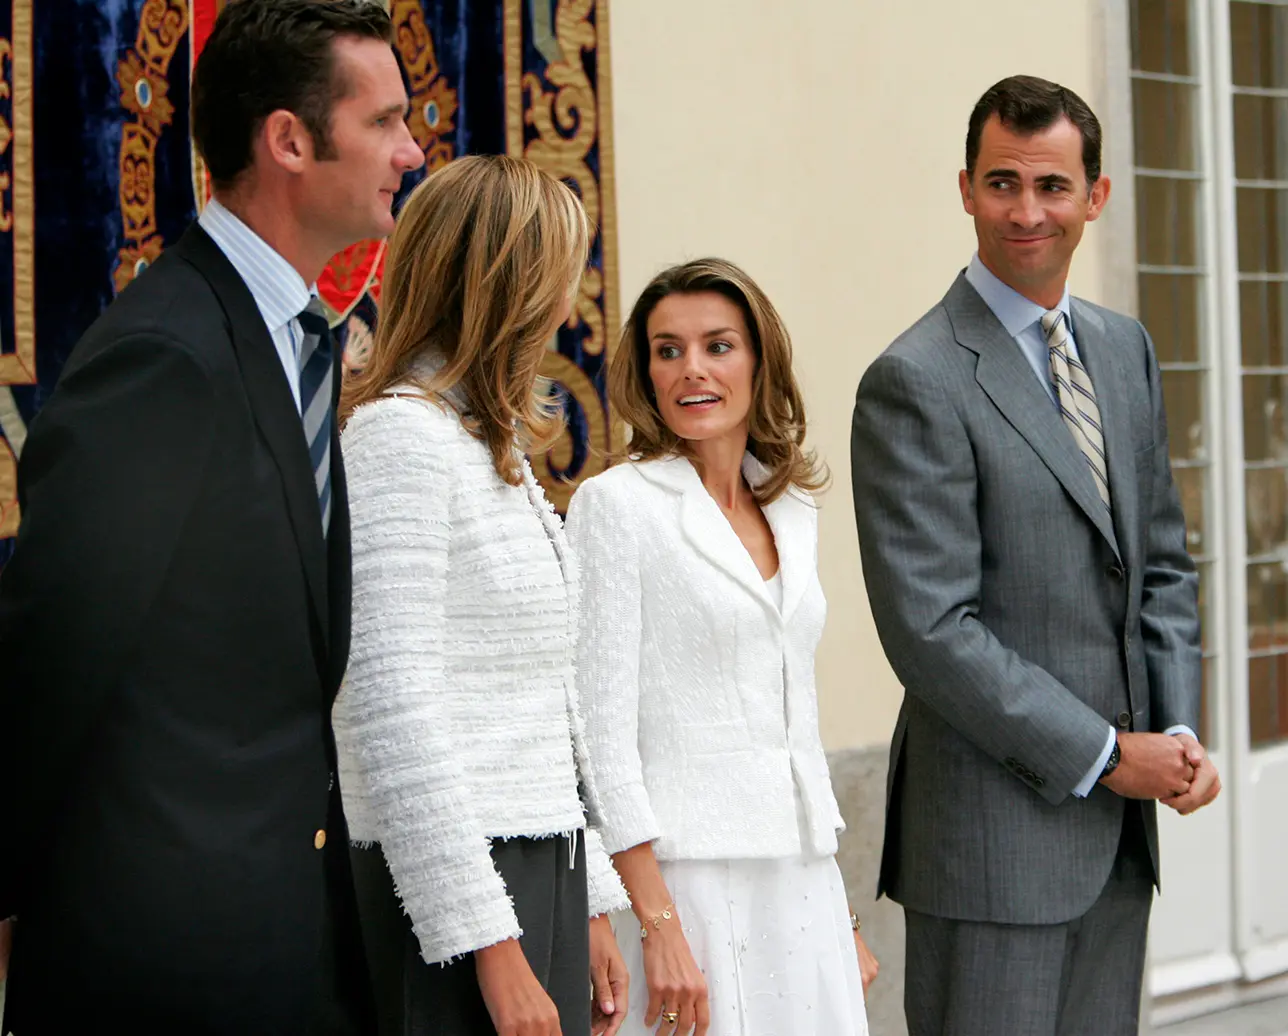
[611,853,869,1036]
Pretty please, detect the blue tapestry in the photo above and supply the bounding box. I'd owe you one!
[0,0,619,570]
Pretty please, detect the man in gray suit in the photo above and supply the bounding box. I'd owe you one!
[851,75,1222,1035]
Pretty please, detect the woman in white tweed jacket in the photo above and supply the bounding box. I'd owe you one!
[565,259,877,1036]
[334,156,629,1036]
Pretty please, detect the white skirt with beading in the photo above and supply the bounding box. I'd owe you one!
[611,849,869,1036]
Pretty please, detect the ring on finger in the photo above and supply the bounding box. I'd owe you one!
[661,1010,679,1024]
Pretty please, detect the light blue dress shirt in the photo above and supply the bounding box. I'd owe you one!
[964,254,1196,797]
[198,198,316,415]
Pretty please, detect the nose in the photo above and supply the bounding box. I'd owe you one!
[1011,187,1043,229]
[681,349,709,380]
[398,123,426,173]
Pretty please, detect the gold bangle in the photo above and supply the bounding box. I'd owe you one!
[849,911,861,932]
[639,903,674,939]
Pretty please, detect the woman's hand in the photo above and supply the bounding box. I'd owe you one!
[854,928,879,993]
[641,909,708,1036]
[475,938,562,1036]
[590,914,629,1035]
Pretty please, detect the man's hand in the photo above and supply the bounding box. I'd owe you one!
[1100,732,1194,799]
[1161,733,1221,816]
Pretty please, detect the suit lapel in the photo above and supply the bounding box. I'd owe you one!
[746,455,813,623]
[760,489,813,622]
[172,226,331,650]
[1072,299,1139,573]
[947,275,1121,561]
[637,456,775,608]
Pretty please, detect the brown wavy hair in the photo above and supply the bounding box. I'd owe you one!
[608,258,828,503]
[340,154,590,486]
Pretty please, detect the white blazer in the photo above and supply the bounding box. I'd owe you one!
[565,453,845,862]
[334,391,628,967]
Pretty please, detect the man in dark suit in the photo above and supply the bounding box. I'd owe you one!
[851,76,1221,1034]
[0,1,424,1030]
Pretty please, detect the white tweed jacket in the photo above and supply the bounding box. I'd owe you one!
[565,453,846,863]
[333,390,628,967]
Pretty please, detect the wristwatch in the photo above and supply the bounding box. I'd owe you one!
[1100,738,1122,780]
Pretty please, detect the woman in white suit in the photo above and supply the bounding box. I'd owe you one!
[565,259,877,1036]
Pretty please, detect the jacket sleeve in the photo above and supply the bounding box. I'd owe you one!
[1136,324,1202,734]
[565,476,661,853]
[335,399,521,965]
[0,332,216,919]
[851,351,1114,805]
[583,826,631,917]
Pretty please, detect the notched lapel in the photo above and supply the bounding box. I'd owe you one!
[637,456,775,609]
[760,487,814,623]
[947,276,1121,560]
[173,226,331,646]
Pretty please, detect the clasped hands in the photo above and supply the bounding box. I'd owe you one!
[1099,731,1221,815]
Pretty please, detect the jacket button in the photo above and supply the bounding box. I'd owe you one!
[314,829,327,850]
[1033,776,1046,788]
[1108,563,1125,581]
[1116,711,1132,729]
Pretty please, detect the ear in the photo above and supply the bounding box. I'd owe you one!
[1085,174,1112,223]
[261,109,312,174]
[959,169,975,216]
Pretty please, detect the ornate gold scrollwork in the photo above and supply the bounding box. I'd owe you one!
[114,0,188,292]
[517,0,617,501]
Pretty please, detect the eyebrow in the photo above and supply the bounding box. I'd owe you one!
[650,327,741,342]
[375,101,410,120]
[984,167,1075,188]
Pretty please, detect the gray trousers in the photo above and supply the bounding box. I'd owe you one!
[903,813,1154,1036]
[351,834,590,1036]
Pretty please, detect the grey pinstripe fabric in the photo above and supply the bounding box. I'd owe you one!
[851,273,1200,1024]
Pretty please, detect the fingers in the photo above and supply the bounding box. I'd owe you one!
[676,998,697,1035]
[644,984,663,1027]
[1163,760,1221,815]
[610,970,629,1032]
[591,964,615,1019]
[1179,762,1221,815]
[603,1004,627,1036]
[695,995,711,1036]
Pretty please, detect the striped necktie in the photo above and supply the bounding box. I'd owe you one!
[296,299,334,535]
[1043,309,1111,513]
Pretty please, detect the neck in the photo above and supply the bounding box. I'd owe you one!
[214,184,333,286]
[979,252,1066,310]
[687,432,749,510]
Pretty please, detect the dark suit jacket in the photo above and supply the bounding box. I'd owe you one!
[851,274,1200,926]
[0,226,369,1033]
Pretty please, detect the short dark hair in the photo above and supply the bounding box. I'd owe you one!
[965,75,1103,185]
[192,0,393,190]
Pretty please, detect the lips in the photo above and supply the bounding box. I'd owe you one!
[678,393,721,407]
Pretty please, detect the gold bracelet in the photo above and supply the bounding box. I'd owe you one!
[849,911,861,932]
[639,903,674,939]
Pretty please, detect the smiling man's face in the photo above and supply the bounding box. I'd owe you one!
[959,113,1110,307]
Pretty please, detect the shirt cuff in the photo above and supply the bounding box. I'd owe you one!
[1072,725,1118,798]
[1165,724,1198,740]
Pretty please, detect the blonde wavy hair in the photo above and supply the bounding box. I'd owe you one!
[608,257,828,503]
[340,154,590,486]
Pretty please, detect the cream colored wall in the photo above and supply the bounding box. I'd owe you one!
[608,0,1113,750]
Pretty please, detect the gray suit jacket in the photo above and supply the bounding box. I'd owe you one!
[851,273,1200,926]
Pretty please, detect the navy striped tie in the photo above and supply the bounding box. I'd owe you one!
[296,299,334,535]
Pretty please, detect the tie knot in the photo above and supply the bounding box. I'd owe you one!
[297,298,330,340]
[1041,309,1065,340]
